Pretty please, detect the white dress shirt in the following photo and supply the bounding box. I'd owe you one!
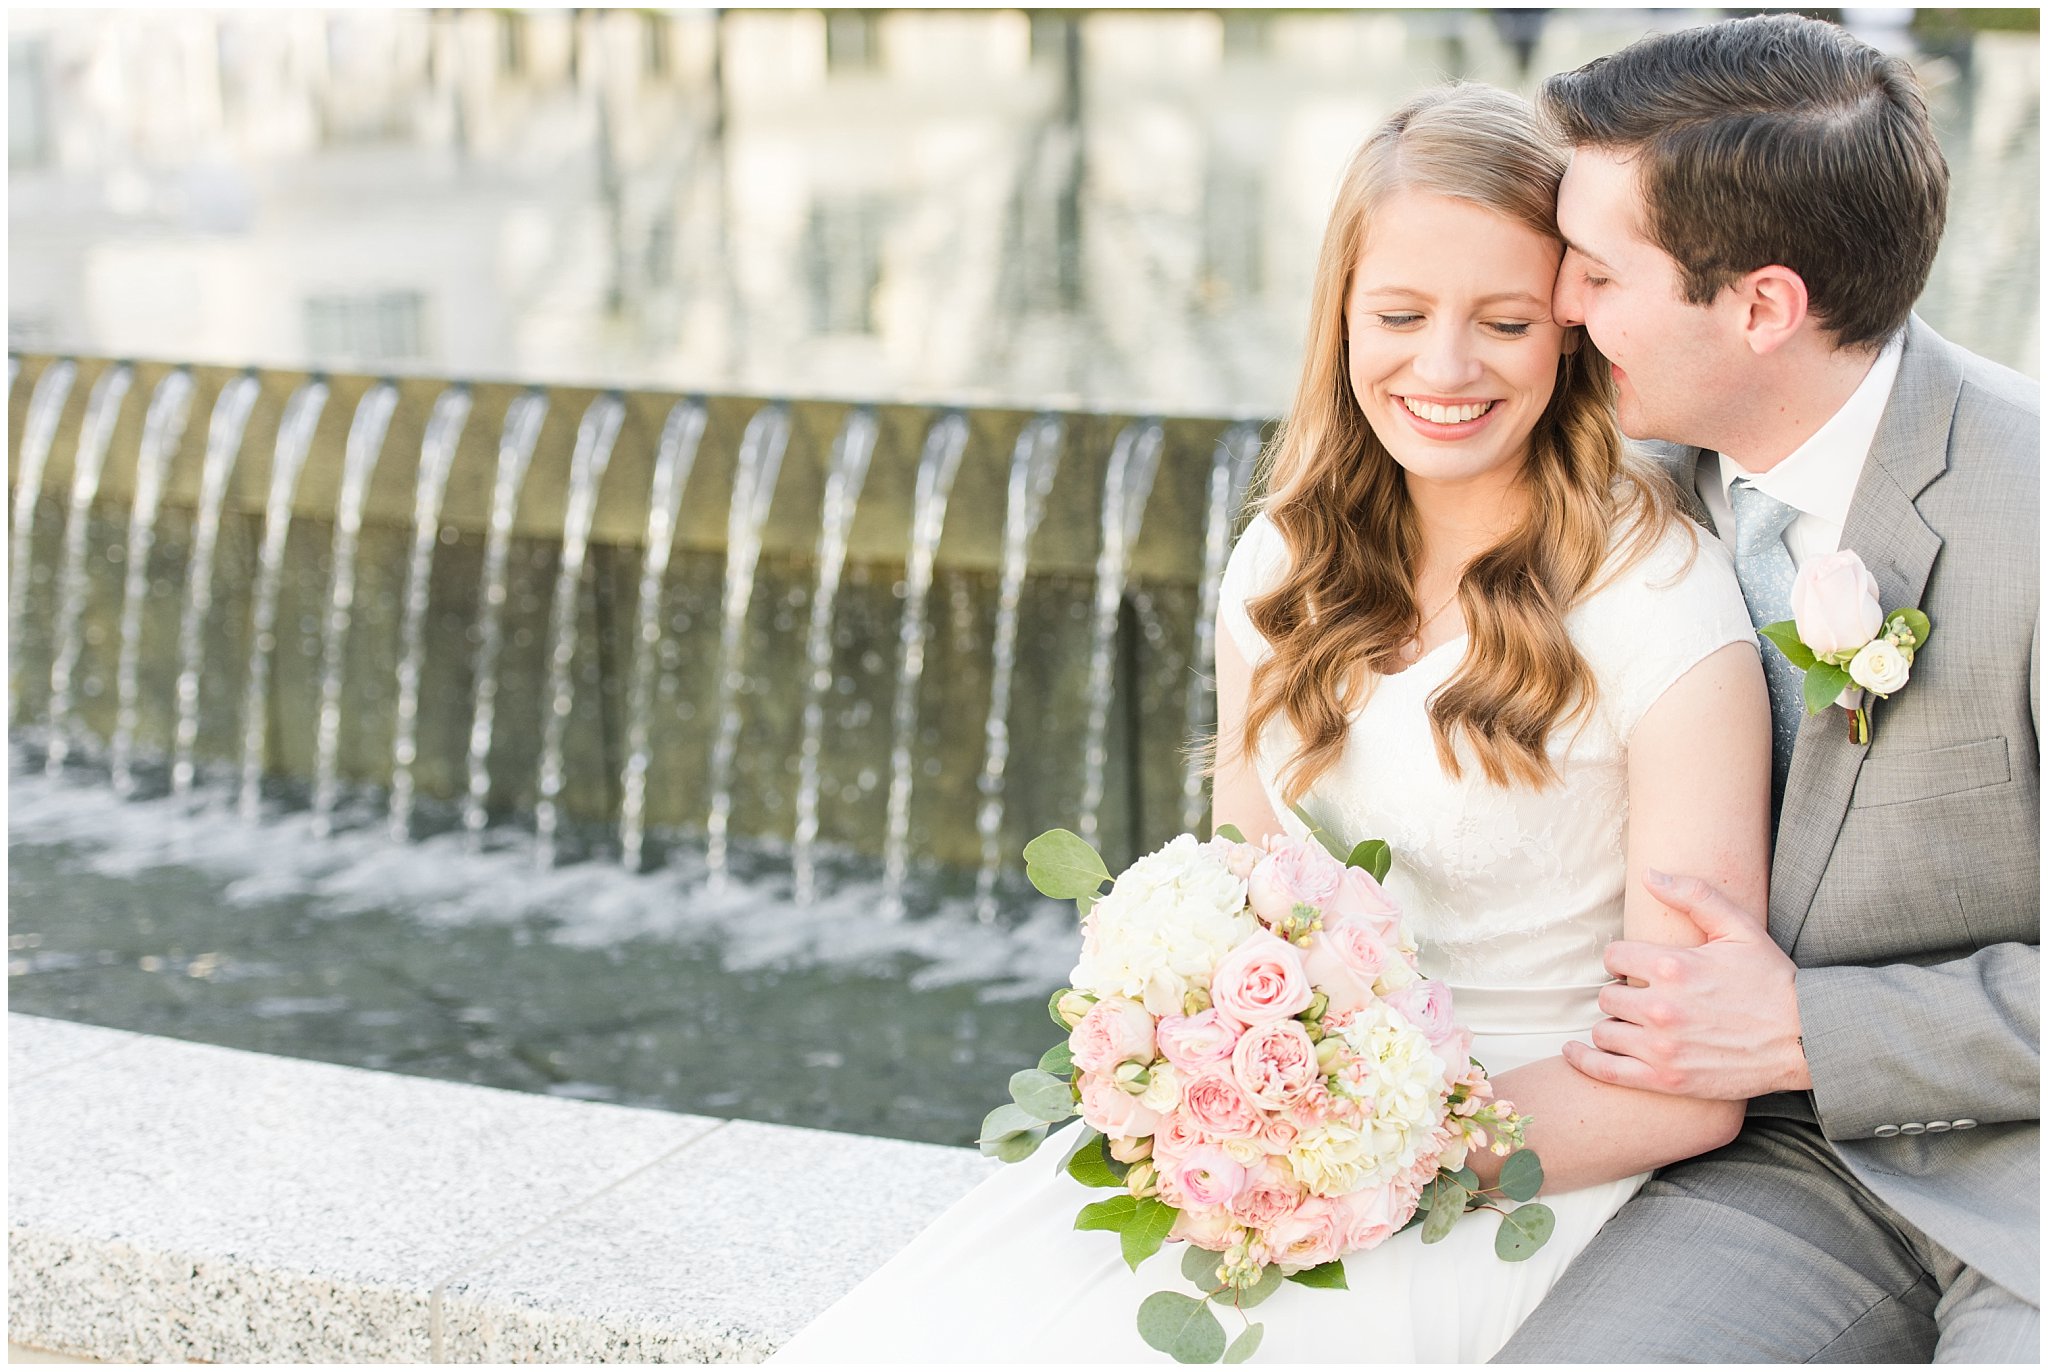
[1696,332,1906,571]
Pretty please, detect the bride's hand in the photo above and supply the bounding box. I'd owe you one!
[1563,870,1810,1100]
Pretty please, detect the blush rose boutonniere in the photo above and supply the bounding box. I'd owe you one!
[1760,549,1932,746]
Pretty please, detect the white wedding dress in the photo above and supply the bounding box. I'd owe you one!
[773,513,1755,1363]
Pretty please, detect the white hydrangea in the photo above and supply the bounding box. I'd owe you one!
[1320,1002,1451,1188]
[1069,833,1254,1015]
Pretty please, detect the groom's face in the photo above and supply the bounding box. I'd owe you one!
[1553,148,1732,445]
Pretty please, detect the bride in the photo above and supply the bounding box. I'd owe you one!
[773,83,1772,1363]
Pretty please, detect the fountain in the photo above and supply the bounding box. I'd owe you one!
[972,414,1064,923]
[8,359,78,711]
[107,369,199,794]
[702,403,792,889]
[236,379,331,820]
[1181,421,1264,831]
[461,390,551,844]
[533,393,626,865]
[169,373,262,797]
[308,383,400,834]
[41,364,138,775]
[387,385,475,837]
[791,407,880,905]
[617,399,708,872]
[1075,420,1164,854]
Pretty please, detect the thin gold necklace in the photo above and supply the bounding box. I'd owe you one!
[1400,584,1462,662]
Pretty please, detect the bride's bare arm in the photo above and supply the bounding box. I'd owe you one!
[1210,626,1286,842]
[1473,638,1772,1193]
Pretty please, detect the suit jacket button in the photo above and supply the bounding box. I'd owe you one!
[1898,1122,1926,1135]
[1924,1121,1952,1132]
[1874,1124,1902,1137]
[1952,1119,1978,1130]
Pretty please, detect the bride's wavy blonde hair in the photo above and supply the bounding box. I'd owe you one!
[1235,83,1684,801]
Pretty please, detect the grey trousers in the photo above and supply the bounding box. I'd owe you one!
[1495,1117,2039,1363]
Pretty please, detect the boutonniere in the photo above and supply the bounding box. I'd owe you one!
[1759,549,1931,746]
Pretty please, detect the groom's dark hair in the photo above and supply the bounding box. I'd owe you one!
[1540,12,1948,349]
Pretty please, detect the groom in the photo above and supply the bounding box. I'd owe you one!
[1499,14,2039,1362]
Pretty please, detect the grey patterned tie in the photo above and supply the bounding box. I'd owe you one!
[1729,480,1804,809]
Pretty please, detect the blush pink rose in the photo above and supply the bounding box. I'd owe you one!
[1211,930,1315,1025]
[1068,996,1157,1075]
[1258,1112,1302,1155]
[1300,914,1391,1016]
[1329,866,1404,939]
[1207,835,1261,879]
[1164,1144,1250,1208]
[1790,550,1884,656]
[1384,979,1457,1044]
[1169,1202,1240,1252]
[1078,1074,1162,1140]
[1228,1157,1307,1230]
[1155,1009,1242,1073]
[1337,1184,1406,1252]
[1180,1070,1264,1140]
[1154,1109,1211,1157]
[1261,1194,1347,1272]
[1230,1019,1321,1109]
[1246,837,1344,927]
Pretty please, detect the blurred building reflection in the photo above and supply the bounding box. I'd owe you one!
[9,8,2039,411]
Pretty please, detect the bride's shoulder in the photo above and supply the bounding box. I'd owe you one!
[1218,510,1293,659]
[1580,509,1742,623]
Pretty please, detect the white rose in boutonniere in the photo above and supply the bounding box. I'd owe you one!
[1759,550,1931,746]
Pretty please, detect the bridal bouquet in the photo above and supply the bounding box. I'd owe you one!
[979,812,1549,1364]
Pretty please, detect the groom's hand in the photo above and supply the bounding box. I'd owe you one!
[1563,869,1811,1101]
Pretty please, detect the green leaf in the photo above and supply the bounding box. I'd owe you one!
[1223,1324,1265,1364]
[1047,987,1073,1031]
[1225,1264,1285,1312]
[1287,801,1348,862]
[1038,1041,1075,1078]
[1758,619,1817,671]
[1284,1259,1348,1290]
[1121,1197,1180,1271]
[1182,1244,1223,1288]
[1451,1166,1481,1191]
[1890,607,1932,651]
[1009,1068,1076,1123]
[1498,1149,1544,1203]
[1023,829,1113,901]
[1136,1291,1226,1364]
[1214,823,1247,844]
[1076,1194,1142,1234]
[1421,1193,1464,1243]
[986,1125,1048,1163]
[975,1102,1049,1163]
[1066,1133,1128,1190]
[1803,662,1854,716]
[1495,1202,1556,1261]
[1076,890,1101,919]
[1058,1123,1103,1167]
[1345,839,1392,884]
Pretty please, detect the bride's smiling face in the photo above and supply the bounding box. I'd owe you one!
[1345,189,1567,492]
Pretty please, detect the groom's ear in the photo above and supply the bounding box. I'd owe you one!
[1733,265,1810,357]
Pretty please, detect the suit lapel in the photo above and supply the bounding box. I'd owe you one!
[1770,317,1958,950]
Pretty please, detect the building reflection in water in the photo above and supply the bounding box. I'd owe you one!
[9,8,2039,411]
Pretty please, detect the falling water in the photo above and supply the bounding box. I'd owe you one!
[617,399,707,872]
[532,393,626,866]
[461,391,551,844]
[307,384,399,835]
[106,369,199,793]
[703,403,792,888]
[879,411,972,919]
[8,358,79,712]
[790,407,881,905]
[236,380,332,821]
[40,364,135,774]
[1181,422,1264,832]
[972,415,1064,923]
[169,373,263,797]
[386,386,474,838]
[1075,420,1165,853]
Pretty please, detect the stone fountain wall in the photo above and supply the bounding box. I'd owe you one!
[7,354,1271,879]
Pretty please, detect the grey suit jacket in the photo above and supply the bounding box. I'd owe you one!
[1647,315,2040,1305]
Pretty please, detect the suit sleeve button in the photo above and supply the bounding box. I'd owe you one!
[1898,1122,1926,1135]
[1874,1124,1902,1137]
[1952,1119,1978,1130]
[1924,1121,1952,1132]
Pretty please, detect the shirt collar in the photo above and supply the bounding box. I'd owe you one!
[1712,331,1905,526]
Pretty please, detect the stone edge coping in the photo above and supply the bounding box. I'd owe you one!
[7,1014,999,1363]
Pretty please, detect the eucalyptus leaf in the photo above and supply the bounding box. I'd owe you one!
[1023,829,1113,900]
[1287,801,1348,862]
[1038,1041,1075,1078]
[1498,1149,1544,1203]
[1224,1264,1285,1312]
[1137,1291,1226,1364]
[1344,839,1393,884]
[1009,1068,1076,1123]
[1067,1133,1127,1190]
[1121,1197,1179,1271]
[1223,1324,1265,1364]
[1182,1244,1223,1288]
[1214,823,1247,844]
[1421,1193,1463,1243]
[1451,1166,1481,1191]
[1495,1202,1556,1261]
[1075,1194,1142,1234]
[1284,1259,1348,1290]
[1759,619,1817,671]
[1803,662,1853,715]
[978,1102,1039,1146]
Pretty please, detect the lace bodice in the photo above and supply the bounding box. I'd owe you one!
[1218,512,1755,1001]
